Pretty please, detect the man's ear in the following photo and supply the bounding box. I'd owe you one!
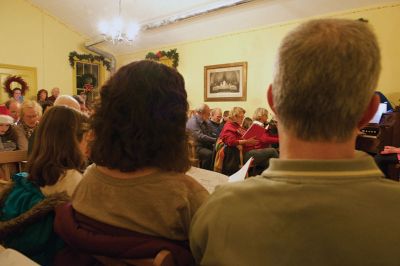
[267,84,276,114]
[357,94,380,129]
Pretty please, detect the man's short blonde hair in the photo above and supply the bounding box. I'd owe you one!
[272,19,381,141]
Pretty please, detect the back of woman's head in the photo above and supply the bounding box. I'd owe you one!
[28,106,88,187]
[90,60,190,172]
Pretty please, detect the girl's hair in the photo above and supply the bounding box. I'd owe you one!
[28,106,89,187]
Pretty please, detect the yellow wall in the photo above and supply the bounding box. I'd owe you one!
[0,0,87,102]
[117,2,400,116]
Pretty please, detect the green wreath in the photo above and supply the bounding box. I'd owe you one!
[3,76,29,97]
[145,49,179,68]
[77,73,97,89]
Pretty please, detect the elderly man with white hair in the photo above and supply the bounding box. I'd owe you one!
[47,87,60,103]
[15,100,42,150]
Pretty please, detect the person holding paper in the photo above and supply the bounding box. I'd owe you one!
[251,107,279,148]
[218,107,278,174]
[190,19,400,265]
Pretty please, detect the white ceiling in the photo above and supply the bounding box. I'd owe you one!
[27,0,395,55]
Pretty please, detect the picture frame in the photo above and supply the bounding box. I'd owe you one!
[204,62,247,102]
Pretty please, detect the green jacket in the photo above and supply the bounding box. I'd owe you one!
[0,172,69,265]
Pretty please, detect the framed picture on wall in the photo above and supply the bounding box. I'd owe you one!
[204,62,247,102]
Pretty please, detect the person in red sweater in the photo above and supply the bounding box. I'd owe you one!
[219,107,278,174]
[250,107,279,150]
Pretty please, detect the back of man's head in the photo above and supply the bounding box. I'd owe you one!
[272,19,381,141]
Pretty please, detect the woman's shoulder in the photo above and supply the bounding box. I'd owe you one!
[41,169,83,197]
[158,171,209,194]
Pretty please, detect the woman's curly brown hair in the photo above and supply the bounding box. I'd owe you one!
[90,60,190,172]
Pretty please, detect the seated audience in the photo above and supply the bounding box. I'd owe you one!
[47,87,60,103]
[186,104,216,170]
[0,115,24,151]
[207,107,223,138]
[220,110,230,129]
[241,116,253,130]
[190,19,400,265]
[16,100,42,146]
[251,107,279,147]
[10,88,23,103]
[0,106,89,265]
[36,89,52,112]
[54,60,208,264]
[0,114,26,180]
[375,145,400,178]
[27,95,82,155]
[4,99,20,123]
[218,107,278,174]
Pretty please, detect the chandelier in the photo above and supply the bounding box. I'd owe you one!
[98,0,140,45]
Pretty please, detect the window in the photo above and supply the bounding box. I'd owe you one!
[75,61,100,97]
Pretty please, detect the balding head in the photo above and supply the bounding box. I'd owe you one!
[54,95,80,111]
[5,99,20,122]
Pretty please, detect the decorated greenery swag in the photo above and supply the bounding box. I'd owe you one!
[68,51,111,71]
[145,49,179,68]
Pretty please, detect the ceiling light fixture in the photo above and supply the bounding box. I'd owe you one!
[98,0,139,45]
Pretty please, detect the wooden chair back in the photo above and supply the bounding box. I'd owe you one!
[94,250,175,266]
[187,139,199,167]
[0,150,28,180]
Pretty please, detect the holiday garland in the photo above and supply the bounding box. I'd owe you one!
[3,75,29,97]
[145,49,179,68]
[69,51,112,71]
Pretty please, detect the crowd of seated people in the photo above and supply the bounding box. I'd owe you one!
[0,106,89,264]
[1,18,400,266]
[187,103,280,176]
[1,60,209,265]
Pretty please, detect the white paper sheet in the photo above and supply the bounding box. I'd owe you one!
[186,167,228,193]
[228,157,254,183]
[187,157,254,193]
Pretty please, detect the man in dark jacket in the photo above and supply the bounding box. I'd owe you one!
[186,104,216,170]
